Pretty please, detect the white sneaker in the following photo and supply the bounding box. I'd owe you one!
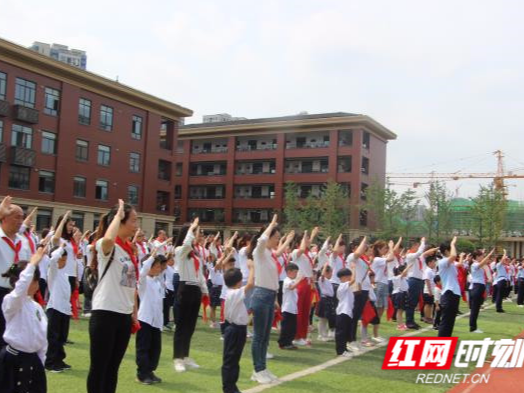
[339,351,353,358]
[371,336,385,344]
[265,369,278,381]
[317,335,329,342]
[472,329,484,334]
[293,339,308,346]
[347,342,360,353]
[174,359,186,372]
[251,370,273,384]
[183,357,200,369]
[518,305,524,308]
[328,330,335,338]
[504,299,513,303]
[82,313,92,318]
[266,352,274,359]
[247,331,253,338]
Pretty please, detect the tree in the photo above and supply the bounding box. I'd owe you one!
[470,183,507,248]
[320,180,350,238]
[283,182,301,232]
[300,194,322,232]
[424,181,452,243]
[398,189,421,239]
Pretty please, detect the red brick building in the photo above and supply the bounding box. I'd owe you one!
[176,113,397,234]
[0,38,192,235]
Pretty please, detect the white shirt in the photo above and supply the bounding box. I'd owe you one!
[278,254,288,282]
[2,264,47,364]
[291,249,314,278]
[0,227,31,289]
[336,281,354,317]
[392,275,409,294]
[46,248,72,316]
[433,286,442,302]
[138,257,164,329]
[346,253,371,291]
[92,239,137,314]
[406,241,426,279]
[368,287,377,302]
[153,239,169,256]
[372,257,389,285]
[39,254,50,282]
[329,253,345,284]
[59,238,78,278]
[318,276,334,297]
[136,241,149,263]
[164,265,175,291]
[424,267,436,295]
[316,240,330,270]
[387,257,399,280]
[253,234,279,291]
[175,231,208,294]
[225,287,248,325]
[207,263,224,286]
[238,247,250,284]
[282,277,298,314]
[220,284,229,300]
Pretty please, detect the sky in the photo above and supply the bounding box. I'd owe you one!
[1,0,524,200]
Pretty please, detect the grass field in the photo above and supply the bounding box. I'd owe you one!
[48,299,524,393]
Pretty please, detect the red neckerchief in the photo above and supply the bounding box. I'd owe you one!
[304,250,314,267]
[436,283,442,290]
[2,236,21,263]
[156,237,167,252]
[217,245,222,259]
[138,241,146,255]
[71,238,79,258]
[190,249,200,275]
[282,252,289,267]
[361,254,374,275]
[115,237,139,280]
[418,257,424,270]
[483,266,488,282]
[271,251,283,275]
[24,230,35,254]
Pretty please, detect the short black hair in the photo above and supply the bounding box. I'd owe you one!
[337,268,352,278]
[2,261,40,288]
[434,274,441,284]
[224,268,243,288]
[285,262,299,272]
[152,255,168,267]
[50,246,68,258]
[426,255,437,263]
[323,265,332,273]
[393,264,406,276]
[439,241,451,255]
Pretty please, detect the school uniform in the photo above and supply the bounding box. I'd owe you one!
[437,258,461,337]
[38,255,49,302]
[433,285,442,328]
[277,252,289,307]
[45,248,72,370]
[222,287,248,393]
[278,277,299,348]
[345,253,370,343]
[468,261,486,331]
[136,241,149,264]
[0,264,47,393]
[405,241,426,327]
[152,239,169,257]
[162,265,175,327]
[335,282,354,355]
[136,257,164,381]
[392,275,409,310]
[208,264,224,309]
[423,267,436,306]
[291,249,315,340]
[316,276,336,331]
[371,257,390,309]
[495,262,509,312]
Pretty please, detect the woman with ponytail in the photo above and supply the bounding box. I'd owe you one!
[87,200,139,393]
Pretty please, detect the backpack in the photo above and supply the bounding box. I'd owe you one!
[82,248,115,299]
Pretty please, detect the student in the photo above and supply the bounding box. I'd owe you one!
[517,261,524,307]
[392,264,411,331]
[215,242,238,339]
[278,263,303,349]
[87,200,139,393]
[221,258,255,393]
[422,256,437,324]
[433,275,442,330]
[136,253,168,385]
[437,237,460,338]
[45,245,73,372]
[494,251,510,313]
[207,254,224,329]
[335,268,355,357]
[162,254,175,329]
[316,263,336,341]
[360,279,381,347]
[173,218,209,373]
[469,249,494,333]
[0,244,48,393]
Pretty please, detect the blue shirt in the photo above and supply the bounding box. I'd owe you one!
[496,263,509,283]
[438,258,461,296]
[469,262,485,287]
[517,268,524,279]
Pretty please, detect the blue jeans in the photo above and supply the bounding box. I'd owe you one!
[250,286,276,372]
[406,277,424,325]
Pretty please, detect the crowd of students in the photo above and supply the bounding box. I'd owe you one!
[0,196,522,393]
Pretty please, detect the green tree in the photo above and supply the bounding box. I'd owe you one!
[424,181,452,243]
[320,180,350,238]
[398,189,421,239]
[470,183,507,248]
[283,182,301,232]
[300,194,322,231]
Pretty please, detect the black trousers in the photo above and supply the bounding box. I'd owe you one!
[517,279,524,305]
[0,346,46,393]
[172,273,181,324]
[335,314,353,355]
[349,290,368,343]
[438,291,460,337]
[495,280,507,311]
[278,312,297,347]
[163,289,175,326]
[136,321,161,379]
[222,323,247,393]
[65,276,76,342]
[173,283,201,359]
[45,309,69,368]
[87,310,132,393]
[0,287,10,348]
[38,279,47,302]
[469,284,485,332]
[277,281,284,308]
[433,308,441,328]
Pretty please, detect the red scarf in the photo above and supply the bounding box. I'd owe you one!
[304,250,314,267]
[191,251,200,275]
[418,257,424,270]
[24,231,35,254]
[115,237,139,280]
[137,241,146,255]
[271,251,283,276]
[71,238,79,258]
[2,237,21,263]
[361,254,374,275]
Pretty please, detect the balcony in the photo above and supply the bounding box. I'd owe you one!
[10,146,36,167]
[189,185,225,200]
[13,105,39,124]
[188,208,225,223]
[0,100,8,117]
[236,136,277,152]
[0,144,6,162]
[234,185,275,199]
[235,161,276,175]
[191,139,228,154]
[233,209,273,224]
[285,132,330,150]
[189,162,227,177]
[285,158,329,174]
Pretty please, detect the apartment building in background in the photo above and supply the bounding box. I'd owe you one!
[30,42,87,70]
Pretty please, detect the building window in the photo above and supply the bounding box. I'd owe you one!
[174,185,182,199]
[156,191,170,212]
[129,152,140,173]
[339,130,353,146]
[41,131,57,155]
[8,166,30,189]
[100,105,113,131]
[0,120,3,142]
[76,140,89,161]
[36,209,52,231]
[337,156,352,173]
[363,131,370,150]
[0,72,6,100]
[128,185,139,205]
[93,213,101,231]
[158,160,171,181]
[160,119,173,150]
[131,115,142,140]
[97,145,111,166]
[175,163,183,176]
[11,124,32,149]
[360,210,368,227]
[14,78,36,108]
[78,98,91,125]
[361,183,368,200]
[43,88,60,116]
[73,176,86,198]
[38,170,55,193]
[95,180,109,200]
[361,157,369,175]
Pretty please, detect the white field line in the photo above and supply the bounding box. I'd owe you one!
[244,299,503,393]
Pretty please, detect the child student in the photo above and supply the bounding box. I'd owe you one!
[136,253,168,385]
[360,273,382,347]
[221,253,255,393]
[278,263,303,349]
[334,268,355,357]
[392,264,412,331]
[316,263,336,341]
[433,275,442,330]
[45,245,73,372]
[0,245,48,393]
